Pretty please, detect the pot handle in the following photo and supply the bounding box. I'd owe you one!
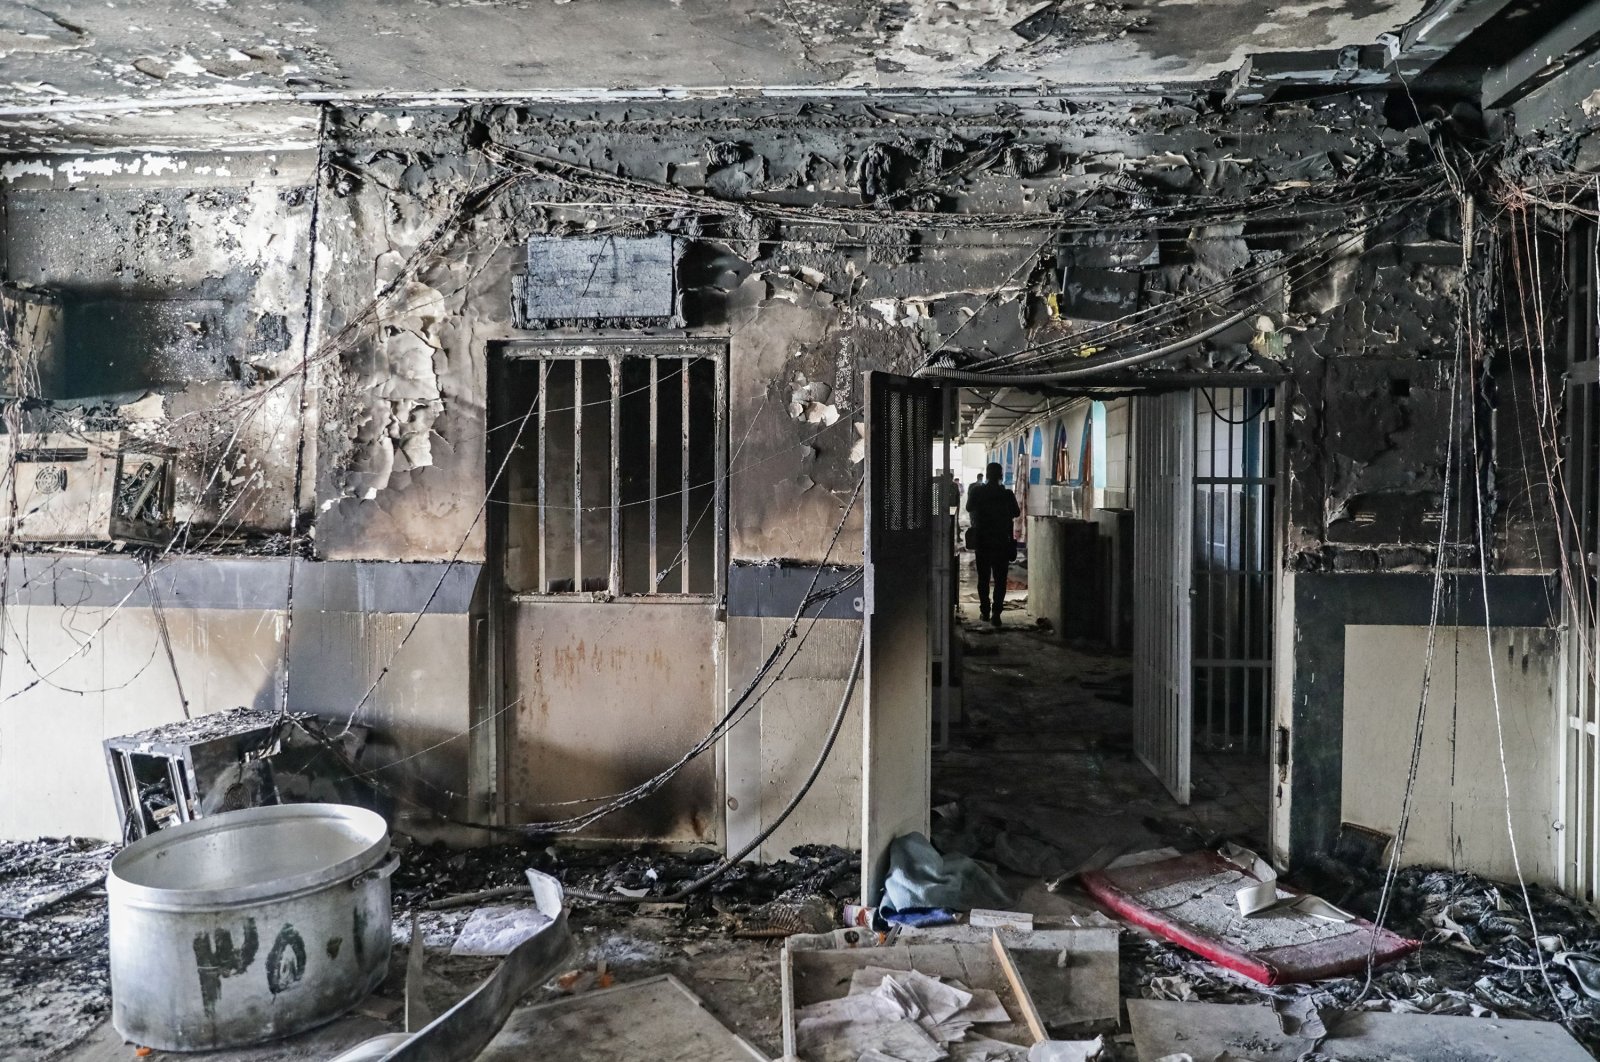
[350,852,402,889]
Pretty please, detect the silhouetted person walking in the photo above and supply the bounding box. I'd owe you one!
[965,462,1020,627]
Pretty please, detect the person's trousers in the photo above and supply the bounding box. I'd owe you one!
[974,549,1009,619]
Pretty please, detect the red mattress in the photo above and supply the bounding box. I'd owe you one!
[1080,850,1420,985]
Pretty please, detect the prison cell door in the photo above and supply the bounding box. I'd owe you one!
[1133,391,1195,804]
[861,371,936,901]
[491,341,727,843]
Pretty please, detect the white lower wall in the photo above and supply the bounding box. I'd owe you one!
[0,593,477,841]
[1341,624,1560,884]
[0,605,281,839]
[725,616,863,860]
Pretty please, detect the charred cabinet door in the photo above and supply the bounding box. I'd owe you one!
[861,371,936,901]
[1133,391,1195,805]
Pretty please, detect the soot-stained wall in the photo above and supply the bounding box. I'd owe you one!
[0,90,1564,855]
[307,94,1478,571]
[1,151,317,537]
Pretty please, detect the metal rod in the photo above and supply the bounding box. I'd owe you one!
[682,358,691,594]
[1205,389,1216,748]
[574,358,583,593]
[609,355,621,597]
[649,358,659,592]
[714,353,728,599]
[1223,388,1234,751]
[538,359,548,594]
[1243,389,1257,750]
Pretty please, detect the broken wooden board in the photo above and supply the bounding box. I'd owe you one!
[1081,849,1418,984]
[990,931,1046,1044]
[1127,999,1593,1062]
[897,926,1120,1031]
[783,927,1118,1058]
[478,975,767,1062]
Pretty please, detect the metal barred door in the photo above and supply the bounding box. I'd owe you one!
[1133,391,1195,804]
[861,371,935,900]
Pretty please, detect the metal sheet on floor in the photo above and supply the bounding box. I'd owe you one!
[478,975,768,1062]
[1128,999,1592,1062]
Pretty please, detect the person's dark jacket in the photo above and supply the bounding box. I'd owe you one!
[965,481,1020,552]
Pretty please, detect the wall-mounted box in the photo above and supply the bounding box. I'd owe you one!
[0,431,174,544]
[513,234,680,325]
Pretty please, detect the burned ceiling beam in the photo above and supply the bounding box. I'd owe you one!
[1482,0,1600,109]
[1390,0,1524,83]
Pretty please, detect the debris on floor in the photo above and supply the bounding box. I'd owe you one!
[896,925,1121,1031]
[450,904,554,957]
[783,918,1120,1060]
[333,868,575,1062]
[0,838,114,919]
[478,974,766,1061]
[1127,998,1593,1061]
[20,609,1600,1061]
[792,965,1020,1061]
[0,864,108,1062]
[883,832,1013,915]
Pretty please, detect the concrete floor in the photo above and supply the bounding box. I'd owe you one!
[939,553,1269,872]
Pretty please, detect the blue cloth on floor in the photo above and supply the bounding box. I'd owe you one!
[880,832,1011,912]
[881,906,959,927]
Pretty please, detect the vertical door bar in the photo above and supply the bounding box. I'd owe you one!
[714,353,728,598]
[937,385,956,750]
[1224,389,1235,751]
[1205,390,1216,748]
[649,358,660,592]
[1561,234,1573,890]
[1177,390,1195,800]
[537,359,548,594]
[1588,224,1599,898]
[573,358,584,592]
[682,358,692,594]
[609,355,622,597]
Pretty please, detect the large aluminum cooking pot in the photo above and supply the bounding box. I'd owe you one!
[108,802,397,1051]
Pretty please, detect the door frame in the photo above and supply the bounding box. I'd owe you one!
[860,370,937,901]
[483,336,730,840]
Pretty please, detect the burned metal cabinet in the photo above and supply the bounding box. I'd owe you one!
[104,707,368,839]
[1132,391,1195,805]
[491,340,727,842]
[861,371,936,900]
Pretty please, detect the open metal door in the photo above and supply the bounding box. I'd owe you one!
[861,371,935,902]
[1133,391,1195,805]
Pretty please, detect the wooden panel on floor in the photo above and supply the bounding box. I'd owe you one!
[1128,999,1592,1062]
[898,926,1120,1030]
[479,975,767,1062]
[782,928,1119,1056]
